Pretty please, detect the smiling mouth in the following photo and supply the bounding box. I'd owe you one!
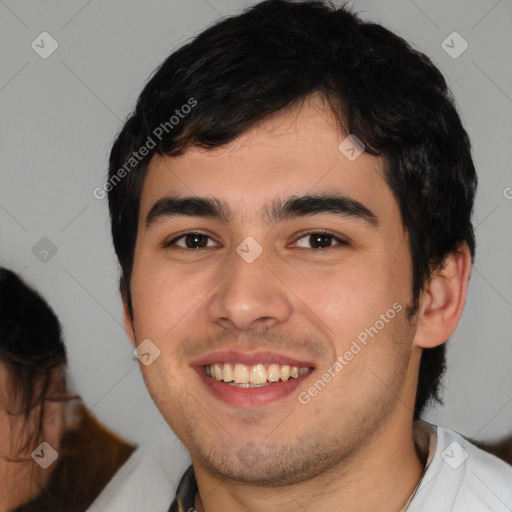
[204,362,313,388]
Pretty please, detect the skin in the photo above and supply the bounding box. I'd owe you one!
[123,93,472,512]
[0,364,65,512]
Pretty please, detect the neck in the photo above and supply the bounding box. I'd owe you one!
[192,418,425,512]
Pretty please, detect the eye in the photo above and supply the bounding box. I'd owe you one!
[165,232,218,249]
[293,231,348,250]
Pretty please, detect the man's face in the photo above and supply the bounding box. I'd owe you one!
[127,95,421,485]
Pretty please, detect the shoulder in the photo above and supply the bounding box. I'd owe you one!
[85,437,191,512]
[409,423,512,512]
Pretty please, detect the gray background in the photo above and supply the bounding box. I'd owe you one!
[1,0,511,446]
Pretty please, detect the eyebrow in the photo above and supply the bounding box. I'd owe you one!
[145,193,378,228]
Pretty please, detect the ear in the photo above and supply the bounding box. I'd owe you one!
[413,242,472,349]
[123,299,136,347]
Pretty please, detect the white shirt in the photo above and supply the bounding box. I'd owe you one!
[406,421,512,511]
[85,438,191,512]
[88,422,512,511]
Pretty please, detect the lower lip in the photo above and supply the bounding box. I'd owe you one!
[193,367,313,407]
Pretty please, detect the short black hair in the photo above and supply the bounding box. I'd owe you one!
[0,268,67,454]
[107,0,477,418]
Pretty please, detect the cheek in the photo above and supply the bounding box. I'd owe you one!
[285,262,396,347]
[130,266,198,338]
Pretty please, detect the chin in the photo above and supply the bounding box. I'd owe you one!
[193,440,344,487]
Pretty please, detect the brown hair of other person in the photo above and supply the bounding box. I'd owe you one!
[15,403,135,512]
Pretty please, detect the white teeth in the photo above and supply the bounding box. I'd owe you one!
[222,363,234,382]
[233,363,249,384]
[213,363,223,380]
[205,363,311,385]
[267,363,280,382]
[250,364,267,384]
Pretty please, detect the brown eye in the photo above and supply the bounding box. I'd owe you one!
[294,232,347,249]
[167,232,218,249]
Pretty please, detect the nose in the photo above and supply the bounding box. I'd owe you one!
[207,244,293,331]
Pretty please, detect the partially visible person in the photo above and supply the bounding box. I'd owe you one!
[0,267,134,512]
[477,436,512,466]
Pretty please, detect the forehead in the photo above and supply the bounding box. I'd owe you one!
[139,96,396,225]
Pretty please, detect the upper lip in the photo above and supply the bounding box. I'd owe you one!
[190,350,316,368]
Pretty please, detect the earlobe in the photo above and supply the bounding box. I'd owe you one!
[413,243,472,349]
